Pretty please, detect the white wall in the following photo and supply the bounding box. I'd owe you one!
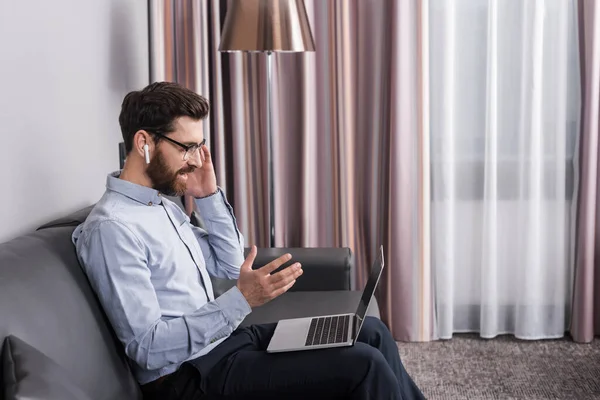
[0,0,149,243]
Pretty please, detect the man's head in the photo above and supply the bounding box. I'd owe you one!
[119,82,209,196]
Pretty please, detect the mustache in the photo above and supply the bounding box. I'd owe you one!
[178,166,196,174]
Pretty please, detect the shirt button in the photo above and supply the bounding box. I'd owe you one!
[148,202,153,206]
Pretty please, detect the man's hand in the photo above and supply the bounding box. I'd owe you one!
[237,246,303,308]
[185,144,218,198]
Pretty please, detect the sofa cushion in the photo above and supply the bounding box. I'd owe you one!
[2,336,92,400]
[0,227,142,400]
[36,205,94,230]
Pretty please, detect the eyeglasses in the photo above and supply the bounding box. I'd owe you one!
[145,129,206,161]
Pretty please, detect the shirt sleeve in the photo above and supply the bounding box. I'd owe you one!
[76,219,251,371]
[191,188,245,279]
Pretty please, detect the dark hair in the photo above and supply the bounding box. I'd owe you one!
[119,82,210,153]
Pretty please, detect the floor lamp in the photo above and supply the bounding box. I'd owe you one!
[219,0,315,248]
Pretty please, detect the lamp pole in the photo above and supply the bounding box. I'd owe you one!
[219,0,315,249]
[267,51,275,247]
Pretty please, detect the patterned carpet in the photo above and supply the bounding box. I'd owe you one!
[398,334,600,400]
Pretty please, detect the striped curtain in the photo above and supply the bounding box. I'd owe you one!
[571,0,600,343]
[148,0,434,342]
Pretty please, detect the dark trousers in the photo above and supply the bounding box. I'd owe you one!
[142,317,425,399]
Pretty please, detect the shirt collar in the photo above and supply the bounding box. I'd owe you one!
[106,171,163,206]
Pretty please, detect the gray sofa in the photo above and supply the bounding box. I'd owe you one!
[0,206,379,400]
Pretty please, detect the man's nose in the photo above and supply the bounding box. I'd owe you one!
[186,150,202,167]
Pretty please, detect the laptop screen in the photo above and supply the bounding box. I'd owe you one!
[354,246,385,323]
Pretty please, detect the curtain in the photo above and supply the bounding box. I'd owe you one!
[571,0,600,343]
[148,0,585,342]
[429,0,581,339]
[148,0,434,341]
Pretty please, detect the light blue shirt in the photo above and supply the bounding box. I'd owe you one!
[72,172,251,384]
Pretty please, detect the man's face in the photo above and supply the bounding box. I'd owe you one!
[146,117,204,196]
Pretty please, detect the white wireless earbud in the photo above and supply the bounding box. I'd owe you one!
[143,144,150,164]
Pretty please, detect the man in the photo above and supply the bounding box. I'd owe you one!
[73,82,424,399]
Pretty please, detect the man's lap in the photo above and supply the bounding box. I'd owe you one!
[190,317,393,395]
[145,317,399,399]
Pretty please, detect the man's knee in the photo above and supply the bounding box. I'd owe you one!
[360,317,393,343]
[349,343,398,389]
[363,316,388,332]
[352,341,388,365]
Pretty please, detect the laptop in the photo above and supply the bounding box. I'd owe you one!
[266,246,385,353]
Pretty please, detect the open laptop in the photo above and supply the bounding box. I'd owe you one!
[267,246,385,353]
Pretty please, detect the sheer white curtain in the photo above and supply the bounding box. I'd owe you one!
[430,0,581,339]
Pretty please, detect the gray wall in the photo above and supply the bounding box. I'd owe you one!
[0,0,149,243]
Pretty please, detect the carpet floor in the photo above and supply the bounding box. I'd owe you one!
[398,334,600,400]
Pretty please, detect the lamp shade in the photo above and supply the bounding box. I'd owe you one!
[219,0,315,53]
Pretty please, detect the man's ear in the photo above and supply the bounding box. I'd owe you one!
[132,130,153,159]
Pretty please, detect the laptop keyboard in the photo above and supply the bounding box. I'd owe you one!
[305,315,350,346]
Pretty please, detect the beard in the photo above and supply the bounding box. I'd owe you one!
[146,150,195,196]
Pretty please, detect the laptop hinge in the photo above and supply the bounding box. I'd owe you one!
[352,315,360,343]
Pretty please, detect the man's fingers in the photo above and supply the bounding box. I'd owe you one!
[260,253,293,274]
[271,279,297,299]
[241,245,257,271]
[267,266,303,293]
[201,144,212,163]
[267,263,302,285]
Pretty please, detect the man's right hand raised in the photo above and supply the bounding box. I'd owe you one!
[236,246,303,308]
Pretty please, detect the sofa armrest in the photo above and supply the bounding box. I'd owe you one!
[246,247,352,292]
[210,247,353,297]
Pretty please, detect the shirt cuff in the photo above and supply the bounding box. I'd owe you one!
[194,188,229,221]
[214,286,252,328]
